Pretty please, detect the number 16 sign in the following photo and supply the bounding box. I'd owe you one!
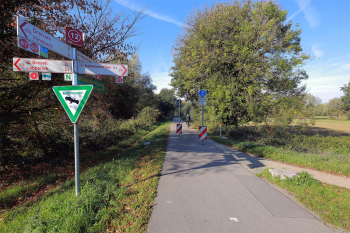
[66,27,84,47]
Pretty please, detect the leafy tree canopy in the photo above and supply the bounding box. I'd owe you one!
[340,80,350,112]
[170,0,310,126]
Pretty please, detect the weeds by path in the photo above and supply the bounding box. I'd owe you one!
[258,169,350,231]
[210,136,350,177]
[0,120,171,232]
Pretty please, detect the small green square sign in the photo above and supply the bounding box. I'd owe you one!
[64,74,73,81]
[53,85,93,123]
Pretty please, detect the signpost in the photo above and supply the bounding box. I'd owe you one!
[52,85,93,123]
[14,16,128,197]
[199,90,207,144]
[13,58,73,73]
[17,16,73,59]
[78,62,128,76]
[66,27,84,47]
[77,51,96,63]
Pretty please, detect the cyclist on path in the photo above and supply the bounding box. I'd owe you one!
[186,114,190,128]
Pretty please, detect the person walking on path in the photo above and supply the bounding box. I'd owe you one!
[186,114,190,128]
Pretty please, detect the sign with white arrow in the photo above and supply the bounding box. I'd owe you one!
[17,16,73,59]
[78,62,128,76]
[52,85,93,123]
[13,58,73,73]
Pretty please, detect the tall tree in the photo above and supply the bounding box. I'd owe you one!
[0,0,145,163]
[170,0,310,126]
[340,80,350,112]
[157,88,177,116]
[327,97,343,120]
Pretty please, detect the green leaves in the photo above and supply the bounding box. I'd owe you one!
[171,0,310,127]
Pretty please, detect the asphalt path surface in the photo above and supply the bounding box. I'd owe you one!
[147,118,333,233]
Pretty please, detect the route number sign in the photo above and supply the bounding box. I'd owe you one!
[116,76,123,83]
[66,27,84,47]
[29,72,39,80]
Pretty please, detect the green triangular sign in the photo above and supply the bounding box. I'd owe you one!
[53,85,93,123]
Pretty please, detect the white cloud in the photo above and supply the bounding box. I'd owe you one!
[340,64,350,71]
[289,0,320,29]
[114,0,183,27]
[312,43,324,58]
[151,72,173,93]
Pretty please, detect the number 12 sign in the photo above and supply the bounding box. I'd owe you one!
[66,27,84,47]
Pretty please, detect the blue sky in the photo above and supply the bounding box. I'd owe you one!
[112,0,350,103]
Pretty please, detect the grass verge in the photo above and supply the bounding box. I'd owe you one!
[257,169,350,231]
[0,119,171,232]
[210,136,350,177]
[0,121,164,210]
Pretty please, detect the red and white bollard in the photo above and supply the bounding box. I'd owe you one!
[199,126,207,144]
[177,124,182,136]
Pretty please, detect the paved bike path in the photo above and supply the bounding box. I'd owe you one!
[148,118,332,233]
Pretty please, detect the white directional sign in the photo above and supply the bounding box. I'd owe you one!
[78,62,128,76]
[52,85,93,123]
[77,51,96,63]
[13,58,73,73]
[17,16,73,59]
[199,97,207,106]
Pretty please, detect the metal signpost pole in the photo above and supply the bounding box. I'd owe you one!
[179,99,181,124]
[72,48,80,196]
[202,105,204,144]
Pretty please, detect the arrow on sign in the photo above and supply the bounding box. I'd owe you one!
[53,85,93,123]
[14,59,21,71]
[19,21,28,38]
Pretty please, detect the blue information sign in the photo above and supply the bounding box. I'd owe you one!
[199,89,206,97]
[40,46,49,58]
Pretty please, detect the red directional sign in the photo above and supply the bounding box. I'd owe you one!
[66,27,84,47]
[29,72,39,80]
[13,58,73,73]
[78,62,128,76]
[17,16,72,59]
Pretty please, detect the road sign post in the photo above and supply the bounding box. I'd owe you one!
[199,90,207,144]
[17,16,73,59]
[77,62,128,76]
[13,58,73,73]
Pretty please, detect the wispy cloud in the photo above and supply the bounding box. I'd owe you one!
[114,0,183,27]
[312,43,324,58]
[287,0,320,29]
